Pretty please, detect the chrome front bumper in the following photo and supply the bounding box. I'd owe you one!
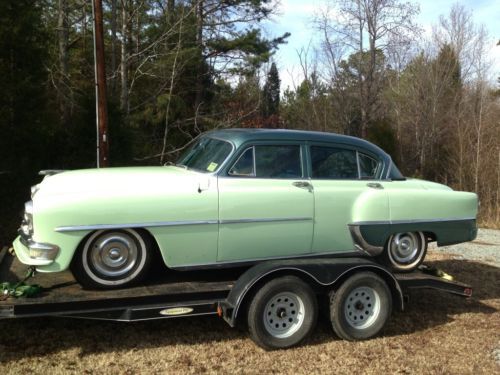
[16,230,60,266]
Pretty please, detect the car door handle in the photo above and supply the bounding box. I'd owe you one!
[292,181,312,189]
[367,182,384,189]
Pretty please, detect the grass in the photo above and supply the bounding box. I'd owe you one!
[0,251,498,374]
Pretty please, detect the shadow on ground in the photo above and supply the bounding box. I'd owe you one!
[0,259,497,362]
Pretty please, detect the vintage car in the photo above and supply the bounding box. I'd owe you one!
[13,129,478,289]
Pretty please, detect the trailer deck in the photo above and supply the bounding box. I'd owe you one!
[0,247,237,320]
[0,246,472,323]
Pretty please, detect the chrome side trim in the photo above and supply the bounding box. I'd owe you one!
[55,220,218,232]
[351,217,476,226]
[219,217,313,225]
[348,225,384,257]
[56,217,314,232]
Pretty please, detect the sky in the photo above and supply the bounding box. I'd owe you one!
[263,0,500,91]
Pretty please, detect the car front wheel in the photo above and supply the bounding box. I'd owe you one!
[71,229,152,289]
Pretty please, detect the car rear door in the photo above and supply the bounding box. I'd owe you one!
[217,143,314,262]
[308,144,389,253]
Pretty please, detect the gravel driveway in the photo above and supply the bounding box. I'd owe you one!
[430,228,500,267]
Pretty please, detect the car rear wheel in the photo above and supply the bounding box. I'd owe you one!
[247,276,317,350]
[71,229,152,289]
[382,231,427,272]
[330,272,392,341]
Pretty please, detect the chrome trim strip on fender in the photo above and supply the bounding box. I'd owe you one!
[351,217,475,226]
[55,217,314,232]
[219,217,313,225]
[55,220,219,232]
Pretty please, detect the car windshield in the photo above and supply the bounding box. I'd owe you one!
[176,136,233,173]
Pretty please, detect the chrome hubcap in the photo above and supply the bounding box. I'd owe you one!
[344,286,380,329]
[390,232,419,263]
[90,233,138,277]
[263,292,305,338]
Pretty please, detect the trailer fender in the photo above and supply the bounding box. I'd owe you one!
[220,257,404,327]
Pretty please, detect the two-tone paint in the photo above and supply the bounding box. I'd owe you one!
[13,129,478,273]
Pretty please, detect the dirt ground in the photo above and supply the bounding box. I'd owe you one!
[0,251,499,374]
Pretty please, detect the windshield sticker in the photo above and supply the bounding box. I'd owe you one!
[207,162,218,172]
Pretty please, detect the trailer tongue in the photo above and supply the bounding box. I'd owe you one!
[0,246,472,349]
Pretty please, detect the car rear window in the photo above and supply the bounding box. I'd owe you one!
[311,146,358,179]
[311,146,381,179]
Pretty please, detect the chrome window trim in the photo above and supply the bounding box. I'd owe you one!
[385,159,392,179]
[356,151,361,179]
[55,217,314,232]
[358,152,380,179]
[228,144,304,179]
[228,146,256,177]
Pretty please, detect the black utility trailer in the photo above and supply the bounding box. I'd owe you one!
[0,247,472,350]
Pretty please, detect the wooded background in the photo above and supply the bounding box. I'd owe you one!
[0,0,499,243]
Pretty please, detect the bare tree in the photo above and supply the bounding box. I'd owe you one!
[120,0,130,112]
[316,0,420,137]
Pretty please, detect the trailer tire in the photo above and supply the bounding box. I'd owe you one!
[330,272,391,341]
[247,276,317,350]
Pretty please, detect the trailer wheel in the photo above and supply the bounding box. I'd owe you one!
[330,272,391,341]
[247,276,317,350]
[71,229,152,289]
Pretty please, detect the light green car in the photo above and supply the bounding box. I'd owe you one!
[13,129,478,289]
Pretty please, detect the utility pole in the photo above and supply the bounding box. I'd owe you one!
[92,0,109,167]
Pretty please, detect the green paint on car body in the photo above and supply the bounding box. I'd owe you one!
[12,129,478,277]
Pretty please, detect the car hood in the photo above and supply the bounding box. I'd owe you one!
[34,166,205,198]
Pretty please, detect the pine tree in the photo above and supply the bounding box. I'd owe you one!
[263,62,280,118]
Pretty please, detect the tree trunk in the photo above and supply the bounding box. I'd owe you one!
[474,84,484,193]
[167,0,175,27]
[58,0,70,126]
[357,0,366,138]
[194,0,204,113]
[120,0,129,113]
[110,0,117,91]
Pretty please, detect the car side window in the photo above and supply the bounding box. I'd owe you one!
[228,147,255,176]
[311,146,358,179]
[359,153,378,179]
[229,145,302,178]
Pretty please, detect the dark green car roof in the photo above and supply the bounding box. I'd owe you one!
[206,128,388,158]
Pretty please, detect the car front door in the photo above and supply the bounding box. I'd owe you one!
[217,143,314,262]
[308,144,389,253]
